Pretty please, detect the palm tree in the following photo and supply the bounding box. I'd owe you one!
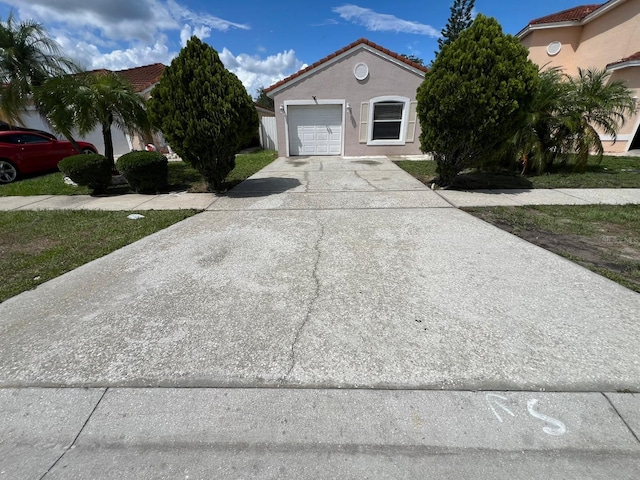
[35,72,151,165]
[516,67,637,173]
[0,12,77,124]
[565,68,637,171]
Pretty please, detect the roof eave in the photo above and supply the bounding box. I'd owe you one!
[517,20,582,40]
[583,0,627,23]
[607,59,640,71]
[518,0,628,39]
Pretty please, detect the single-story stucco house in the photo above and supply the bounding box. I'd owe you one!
[265,38,428,158]
[517,0,640,153]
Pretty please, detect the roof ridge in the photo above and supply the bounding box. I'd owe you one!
[265,38,427,93]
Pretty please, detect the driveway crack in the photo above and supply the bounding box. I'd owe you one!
[40,388,109,479]
[602,392,640,444]
[353,171,379,191]
[283,222,324,382]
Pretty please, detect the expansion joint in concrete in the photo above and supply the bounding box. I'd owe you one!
[283,222,324,381]
[40,388,109,479]
[602,392,640,445]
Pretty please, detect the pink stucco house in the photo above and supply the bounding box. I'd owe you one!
[265,38,427,157]
[517,0,640,153]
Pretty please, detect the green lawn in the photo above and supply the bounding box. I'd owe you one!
[0,209,198,303]
[0,149,278,196]
[395,155,640,189]
[465,204,640,292]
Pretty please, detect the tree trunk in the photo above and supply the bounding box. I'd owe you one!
[102,115,114,167]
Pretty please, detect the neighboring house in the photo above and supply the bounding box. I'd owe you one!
[265,38,427,157]
[23,63,275,157]
[21,63,166,158]
[517,0,640,153]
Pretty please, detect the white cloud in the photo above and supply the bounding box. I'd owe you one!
[54,34,176,71]
[3,0,247,44]
[2,0,299,96]
[333,4,439,37]
[219,48,307,98]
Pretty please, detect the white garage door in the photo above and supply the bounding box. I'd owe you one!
[287,105,342,156]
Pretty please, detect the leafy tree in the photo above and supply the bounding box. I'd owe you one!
[0,13,77,124]
[147,36,258,190]
[400,54,425,66]
[35,72,150,165]
[437,0,475,52]
[417,14,538,186]
[255,86,274,110]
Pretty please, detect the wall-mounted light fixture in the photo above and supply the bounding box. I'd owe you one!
[279,104,285,112]
[346,103,352,112]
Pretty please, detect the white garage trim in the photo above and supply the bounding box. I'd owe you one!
[284,100,345,156]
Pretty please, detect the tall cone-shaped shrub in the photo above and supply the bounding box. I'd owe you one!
[148,36,258,190]
[417,15,538,186]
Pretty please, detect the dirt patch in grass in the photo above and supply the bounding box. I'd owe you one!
[465,205,640,293]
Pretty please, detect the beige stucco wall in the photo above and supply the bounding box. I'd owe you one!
[270,47,425,157]
[524,0,640,74]
[521,0,640,152]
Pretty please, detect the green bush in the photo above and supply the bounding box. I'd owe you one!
[116,151,168,193]
[58,153,112,194]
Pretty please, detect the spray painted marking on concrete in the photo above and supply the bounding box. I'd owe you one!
[527,398,567,436]
[485,394,567,437]
[486,394,515,423]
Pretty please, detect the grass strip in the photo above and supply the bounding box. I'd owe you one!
[0,209,198,302]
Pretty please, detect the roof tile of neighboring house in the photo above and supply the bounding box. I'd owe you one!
[265,38,427,93]
[87,63,165,93]
[607,50,640,67]
[529,4,603,25]
[115,63,165,93]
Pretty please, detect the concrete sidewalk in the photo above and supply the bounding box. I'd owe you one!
[1,156,639,478]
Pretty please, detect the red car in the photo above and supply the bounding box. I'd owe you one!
[0,130,97,184]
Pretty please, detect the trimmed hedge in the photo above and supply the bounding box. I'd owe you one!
[58,153,112,194]
[116,151,168,193]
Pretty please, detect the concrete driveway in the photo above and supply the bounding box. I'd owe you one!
[1,156,638,391]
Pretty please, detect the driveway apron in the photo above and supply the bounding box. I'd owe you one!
[0,156,639,391]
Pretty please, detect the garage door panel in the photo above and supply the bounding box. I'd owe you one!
[288,105,342,156]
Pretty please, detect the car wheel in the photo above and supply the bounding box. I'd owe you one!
[0,159,18,184]
[82,148,96,154]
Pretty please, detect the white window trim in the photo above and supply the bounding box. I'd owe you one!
[367,96,409,146]
[282,99,345,157]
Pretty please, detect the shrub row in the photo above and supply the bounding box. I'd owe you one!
[58,151,168,194]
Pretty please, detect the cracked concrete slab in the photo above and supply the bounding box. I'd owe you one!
[211,190,452,210]
[36,389,640,479]
[555,188,640,205]
[0,388,105,479]
[605,393,640,440]
[1,207,638,390]
[15,195,96,210]
[0,195,54,210]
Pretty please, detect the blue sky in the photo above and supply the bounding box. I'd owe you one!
[0,1,587,97]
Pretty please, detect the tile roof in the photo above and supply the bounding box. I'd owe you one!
[607,51,640,68]
[265,38,428,93]
[87,63,165,93]
[529,4,603,25]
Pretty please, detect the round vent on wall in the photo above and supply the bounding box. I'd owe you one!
[547,41,562,56]
[354,62,369,80]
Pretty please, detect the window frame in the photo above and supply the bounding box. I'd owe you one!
[366,96,409,146]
